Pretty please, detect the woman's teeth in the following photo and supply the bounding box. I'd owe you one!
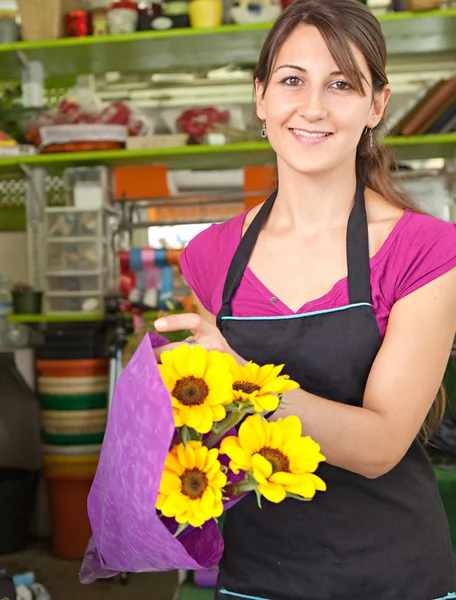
[292,129,331,138]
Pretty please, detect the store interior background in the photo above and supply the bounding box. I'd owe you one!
[0,0,455,598]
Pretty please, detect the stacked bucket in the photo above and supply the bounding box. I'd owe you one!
[36,358,109,558]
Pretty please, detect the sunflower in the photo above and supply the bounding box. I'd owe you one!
[224,355,300,413]
[220,414,326,503]
[156,440,227,528]
[158,345,234,434]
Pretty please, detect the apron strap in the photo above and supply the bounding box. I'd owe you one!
[346,178,372,305]
[216,190,277,330]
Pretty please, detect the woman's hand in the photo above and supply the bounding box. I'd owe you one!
[153,312,231,360]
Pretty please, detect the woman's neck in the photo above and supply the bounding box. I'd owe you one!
[271,159,358,236]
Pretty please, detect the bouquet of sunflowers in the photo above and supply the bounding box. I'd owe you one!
[79,332,326,583]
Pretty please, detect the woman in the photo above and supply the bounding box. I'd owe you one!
[154,0,456,597]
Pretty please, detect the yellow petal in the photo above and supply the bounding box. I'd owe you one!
[177,443,190,469]
[251,453,273,483]
[203,448,219,473]
[211,403,226,422]
[158,365,178,391]
[156,492,166,510]
[224,445,251,472]
[180,405,204,430]
[193,445,208,470]
[206,458,223,481]
[159,471,182,495]
[173,407,184,427]
[257,363,284,386]
[210,469,227,489]
[201,485,215,512]
[267,421,283,448]
[165,451,185,476]
[252,394,280,413]
[258,482,286,503]
[161,492,187,517]
[269,471,301,486]
[172,344,191,378]
[238,414,266,451]
[260,378,299,395]
[284,474,318,499]
[188,344,207,378]
[198,404,215,434]
[277,415,302,443]
[308,473,327,492]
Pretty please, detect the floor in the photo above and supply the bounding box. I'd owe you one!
[0,540,179,600]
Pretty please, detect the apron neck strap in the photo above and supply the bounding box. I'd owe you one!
[216,179,372,329]
[216,190,277,329]
[346,178,372,305]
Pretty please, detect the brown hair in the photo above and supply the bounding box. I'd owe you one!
[254,0,445,439]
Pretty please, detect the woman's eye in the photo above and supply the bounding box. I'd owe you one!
[331,80,353,91]
[281,76,302,87]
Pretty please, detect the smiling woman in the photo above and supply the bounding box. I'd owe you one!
[153,0,456,598]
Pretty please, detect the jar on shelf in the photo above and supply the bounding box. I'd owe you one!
[162,0,190,28]
[91,6,109,35]
[107,0,139,34]
[65,11,91,37]
[189,0,222,28]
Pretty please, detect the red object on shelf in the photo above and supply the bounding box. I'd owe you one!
[111,0,139,9]
[65,11,91,37]
[281,0,295,7]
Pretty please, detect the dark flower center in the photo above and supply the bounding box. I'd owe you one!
[233,381,261,395]
[173,376,209,406]
[180,468,208,499]
[258,447,290,474]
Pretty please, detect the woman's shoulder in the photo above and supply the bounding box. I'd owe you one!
[380,209,456,303]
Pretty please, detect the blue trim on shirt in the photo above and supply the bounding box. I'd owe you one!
[434,594,456,599]
[218,589,269,600]
[221,302,373,322]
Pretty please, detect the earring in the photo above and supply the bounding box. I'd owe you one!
[369,128,373,148]
[260,120,267,139]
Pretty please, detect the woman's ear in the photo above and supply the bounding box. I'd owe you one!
[369,84,391,128]
[255,78,266,121]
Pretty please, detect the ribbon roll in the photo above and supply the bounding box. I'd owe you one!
[129,248,142,272]
[154,248,167,268]
[141,247,155,269]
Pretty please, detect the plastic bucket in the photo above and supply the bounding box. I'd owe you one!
[43,454,99,476]
[45,470,95,559]
[40,393,107,411]
[0,469,38,554]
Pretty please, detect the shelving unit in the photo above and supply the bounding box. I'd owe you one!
[0,10,455,78]
[0,134,455,177]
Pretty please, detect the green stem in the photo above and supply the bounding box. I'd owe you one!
[206,411,245,449]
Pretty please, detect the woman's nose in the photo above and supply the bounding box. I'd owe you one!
[296,89,328,122]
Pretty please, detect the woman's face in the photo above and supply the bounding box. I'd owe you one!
[256,25,390,178]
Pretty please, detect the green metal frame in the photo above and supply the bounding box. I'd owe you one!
[0,135,454,176]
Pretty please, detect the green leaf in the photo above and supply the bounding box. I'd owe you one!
[173,522,189,538]
[180,426,190,449]
[254,487,263,509]
[286,493,312,502]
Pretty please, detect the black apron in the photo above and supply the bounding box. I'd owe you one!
[215,180,456,600]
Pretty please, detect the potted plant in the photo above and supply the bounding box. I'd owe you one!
[10,283,42,315]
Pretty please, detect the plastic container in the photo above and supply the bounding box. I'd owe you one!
[40,393,108,411]
[46,210,99,238]
[45,470,94,559]
[36,358,108,378]
[47,240,100,271]
[38,375,108,395]
[46,274,102,293]
[43,453,99,475]
[46,295,102,314]
[0,469,38,554]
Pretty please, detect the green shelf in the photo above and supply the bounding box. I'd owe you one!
[7,313,104,322]
[0,11,455,79]
[0,136,455,176]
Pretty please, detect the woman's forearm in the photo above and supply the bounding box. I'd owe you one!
[272,388,398,479]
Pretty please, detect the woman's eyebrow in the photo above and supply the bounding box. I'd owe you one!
[273,64,344,76]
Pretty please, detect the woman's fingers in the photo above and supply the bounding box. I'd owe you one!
[154,313,202,334]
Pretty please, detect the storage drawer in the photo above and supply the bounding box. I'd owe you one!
[46,210,99,238]
[46,274,101,293]
[46,295,103,314]
[47,241,99,271]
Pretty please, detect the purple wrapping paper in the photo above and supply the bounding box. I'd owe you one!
[79,332,228,584]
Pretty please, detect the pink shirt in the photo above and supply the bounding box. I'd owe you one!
[180,209,456,338]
